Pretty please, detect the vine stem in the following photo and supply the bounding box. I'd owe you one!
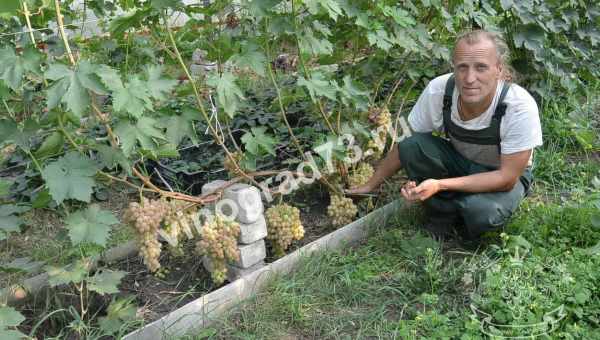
[163,18,261,188]
[290,0,337,135]
[21,2,36,47]
[264,39,305,157]
[53,0,75,65]
[390,79,417,147]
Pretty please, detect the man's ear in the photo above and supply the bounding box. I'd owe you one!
[496,62,503,79]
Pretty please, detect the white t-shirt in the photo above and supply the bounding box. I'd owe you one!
[408,73,543,158]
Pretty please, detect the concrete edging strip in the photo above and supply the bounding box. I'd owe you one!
[123,199,403,340]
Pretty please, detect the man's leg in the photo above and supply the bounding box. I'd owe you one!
[397,133,474,236]
[455,173,529,239]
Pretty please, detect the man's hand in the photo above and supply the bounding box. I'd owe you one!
[401,179,441,201]
[346,182,377,196]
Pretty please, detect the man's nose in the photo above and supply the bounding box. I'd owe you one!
[465,68,476,83]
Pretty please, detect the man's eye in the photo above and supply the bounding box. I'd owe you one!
[477,65,488,71]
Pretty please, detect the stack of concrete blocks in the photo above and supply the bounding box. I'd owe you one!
[201,180,268,282]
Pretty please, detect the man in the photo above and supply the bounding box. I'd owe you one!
[349,30,542,240]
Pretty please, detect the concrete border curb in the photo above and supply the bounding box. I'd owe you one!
[123,199,403,340]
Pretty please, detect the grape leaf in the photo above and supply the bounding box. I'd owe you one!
[304,0,343,21]
[145,65,177,101]
[297,72,338,102]
[206,71,244,118]
[241,126,278,156]
[151,0,182,10]
[96,65,124,90]
[0,1,20,15]
[0,307,25,328]
[0,118,39,151]
[112,76,153,118]
[0,204,28,240]
[0,179,9,198]
[95,144,132,175]
[87,270,127,295]
[41,152,99,204]
[0,257,44,274]
[0,47,42,90]
[159,107,199,146]
[65,204,119,247]
[45,61,108,117]
[99,297,138,334]
[229,42,267,77]
[34,131,64,158]
[114,117,165,156]
[339,75,369,110]
[514,24,546,55]
[46,260,89,286]
[298,28,333,55]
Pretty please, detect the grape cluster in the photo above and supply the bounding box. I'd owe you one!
[265,203,305,258]
[196,215,240,284]
[368,106,391,129]
[327,195,358,227]
[348,162,374,188]
[123,198,169,273]
[224,150,244,177]
[163,199,198,256]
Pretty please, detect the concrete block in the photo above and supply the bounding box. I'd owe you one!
[233,239,266,269]
[222,183,263,224]
[202,257,265,282]
[238,216,268,245]
[201,180,228,196]
[226,261,265,282]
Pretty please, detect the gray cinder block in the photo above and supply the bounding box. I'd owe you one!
[238,216,268,245]
[223,183,264,224]
[232,239,266,269]
[201,180,228,196]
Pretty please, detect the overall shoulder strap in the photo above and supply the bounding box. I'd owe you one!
[492,81,512,153]
[442,75,455,136]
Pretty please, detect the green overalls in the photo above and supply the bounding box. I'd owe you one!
[398,75,533,239]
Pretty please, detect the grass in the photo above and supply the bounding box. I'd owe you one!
[178,88,600,339]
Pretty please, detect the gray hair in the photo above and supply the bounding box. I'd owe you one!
[453,30,514,81]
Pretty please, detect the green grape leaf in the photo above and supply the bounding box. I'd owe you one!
[0,214,23,240]
[229,43,267,77]
[159,107,199,146]
[514,24,545,54]
[34,131,64,158]
[145,65,177,101]
[41,152,99,204]
[0,0,20,14]
[304,0,343,21]
[0,46,42,90]
[298,28,333,55]
[0,329,26,340]
[0,306,25,328]
[46,260,89,287]
[87,270,127,295]
[114,117,165,157]
[206,71,244,118]
[95,144,132,175]
[0,257,44,274]
[0,179,9,198]
[45,61,108,117]
[367,29,395,51]
[297,72,338,102]
[241,126,278,156]
[0,118,38,151]
[380,6,416,27]
[151,0,182,10]
[108,9,150,36]
[113,76,153,118]
[96,65,124,91]
[98,297,138,334]
[65,204,118,247]
[339,75,369,110]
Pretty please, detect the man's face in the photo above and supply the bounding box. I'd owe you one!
[453,39,502,106]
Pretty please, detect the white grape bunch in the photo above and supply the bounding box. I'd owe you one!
[196,215,240,284]
[348,162,374,188]
[123,197,169,272]
[327,195,358,227]
[265,203,305,258]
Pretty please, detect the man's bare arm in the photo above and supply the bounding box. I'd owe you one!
[404,149,531,201]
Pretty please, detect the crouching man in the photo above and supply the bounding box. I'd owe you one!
[349,30,542,240]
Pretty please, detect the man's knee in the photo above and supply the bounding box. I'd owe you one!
[459,196,510,237]
[397,133,434,165]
